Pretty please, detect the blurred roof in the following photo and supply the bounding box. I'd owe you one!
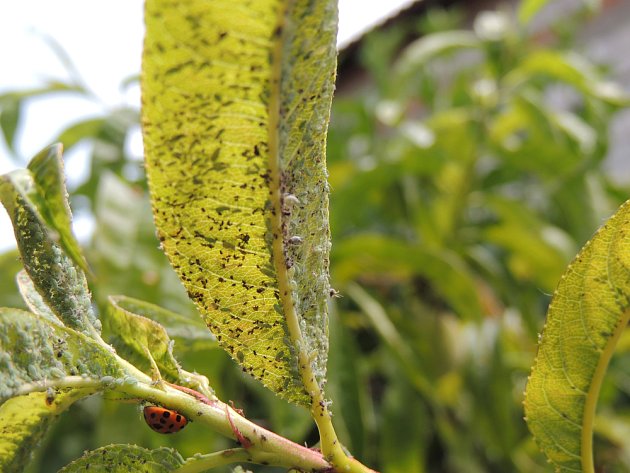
[338,0,421,49]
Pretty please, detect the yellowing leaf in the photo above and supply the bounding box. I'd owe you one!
[0,390,94,473]
[106,295,215,351]
[143,0,337,405]
[104,296,214,397]
[525,199,630,472]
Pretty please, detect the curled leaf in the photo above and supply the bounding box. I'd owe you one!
[104,296,214,396]
[16,270,63,326]
[26,144,90,274]
[0,169,98,336]
[107,295,215,351]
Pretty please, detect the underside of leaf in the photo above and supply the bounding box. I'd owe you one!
[143,0,337,405]
[0,170,99,336]
[0,308,122,402]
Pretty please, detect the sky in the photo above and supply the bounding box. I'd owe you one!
[0,0,416,251]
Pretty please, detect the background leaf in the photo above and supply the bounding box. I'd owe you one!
[505,51,630,106]
[334,235,485,321]
[525,200,630,472]
[0,84,84,156]
[517,0,550,25]
[0,251,26,310]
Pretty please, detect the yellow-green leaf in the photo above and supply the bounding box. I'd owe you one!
[0,169,99,337]
[525,199,630,473]
[58,445,184,473]
[0,390,94,473]
[104,296,214,397]
[26,144,90,274]
[107,295,216,351]
[143,0,337,405]
[0,308,123,403]
[104,296,184,381]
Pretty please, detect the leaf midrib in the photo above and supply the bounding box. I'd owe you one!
[581,307,630,473]
[266,2,313,397]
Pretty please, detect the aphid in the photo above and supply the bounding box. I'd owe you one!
[143,405,188,434]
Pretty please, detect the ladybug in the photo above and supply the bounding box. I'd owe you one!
[143,406,188,434]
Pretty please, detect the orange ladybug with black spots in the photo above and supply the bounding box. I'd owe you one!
[143,405,188,434]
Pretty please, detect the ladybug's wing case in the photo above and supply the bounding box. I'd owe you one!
[143,406,188,434]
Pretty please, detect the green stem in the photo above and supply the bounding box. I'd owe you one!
[119,381,331,472]
[13,376,103,396]
[581,308,630,473]
[267,4,374,472]
[16,375,331,471]
[174,449,252,473]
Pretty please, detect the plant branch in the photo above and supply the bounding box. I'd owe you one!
[118,381,332,472]
[267,4,365,471]
[13,376,103,397]
[12,374,331,471]
[175,449,252,473]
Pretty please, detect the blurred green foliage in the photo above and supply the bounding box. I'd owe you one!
[1,1,629,472]
[327,4,630,473]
